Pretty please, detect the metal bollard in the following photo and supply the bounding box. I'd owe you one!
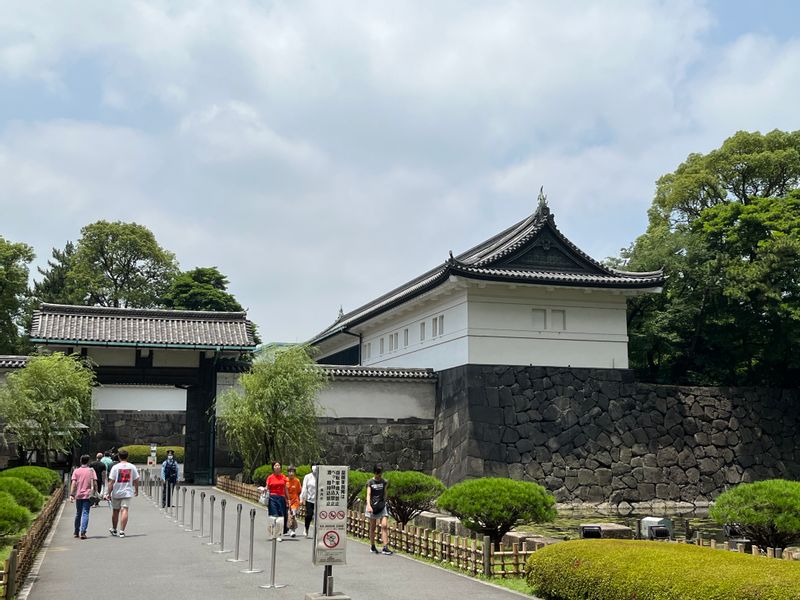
[180,487,188,527]
[213,498,232,554]
[239,508,263,574]
[171,483,180,521]
[259,517,287,589]
[204,495,216,545]
[195,491,206,538]
[185,489,196,532]
[226,503,246,563]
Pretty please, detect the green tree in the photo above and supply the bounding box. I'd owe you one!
[624,130,800,386]
[69,221,179,308]
[32,242,80,304]
[0,353,96,467]
[437,478,556,549]
[710,479,800,549]
[0,236,34,354]
[162,267,244,312]
[216,346,327,483]
[384,471,445,528]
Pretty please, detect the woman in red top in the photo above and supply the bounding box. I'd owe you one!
[265,461,289,540]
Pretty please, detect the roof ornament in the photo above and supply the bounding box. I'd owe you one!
[448,250,456,264]
[537,186,550,217]
[337,305,344,320]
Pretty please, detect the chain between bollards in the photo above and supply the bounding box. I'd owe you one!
[240,508,263,574]
[213,498,232,554]
[204,495,216,545]
[226,503,245,563]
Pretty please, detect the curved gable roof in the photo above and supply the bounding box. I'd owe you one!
[311,200,663,345]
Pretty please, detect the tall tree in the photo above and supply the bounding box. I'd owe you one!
[0,236,34,354]
[32,242,80,304]
[216,346,327,482]
[69,221,179,308]
[624,130,800,387]
[0,353,96,467]
[162,267,244,312]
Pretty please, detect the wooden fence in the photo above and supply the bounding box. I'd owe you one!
[216,475,541,577]
[1,482,65,599]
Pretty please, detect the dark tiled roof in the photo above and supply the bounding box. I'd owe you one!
[0,355,28,369]
[311,202,664,344]
[320,365,437,381]
[31,304,257,349]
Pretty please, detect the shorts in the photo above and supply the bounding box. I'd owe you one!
[111,497,132,510]
[366,506,389,519]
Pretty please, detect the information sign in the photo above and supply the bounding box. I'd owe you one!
[313,465,349,566]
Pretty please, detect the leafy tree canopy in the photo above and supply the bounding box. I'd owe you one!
[0,236,34,354]
[623,130,800,386]
[32,242,80,305]
[162,267,244,312]
[0,353,96,466]
[69,220,179,308]
[216,346,327,483]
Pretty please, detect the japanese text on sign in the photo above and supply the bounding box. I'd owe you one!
[313,465,349,566]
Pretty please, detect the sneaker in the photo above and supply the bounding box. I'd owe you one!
[74,533,79,538]
[80,533,87,540]
[118,531,125,538]
[290,531,296,538]
[277,537,282,542]
[109,528,117,537]
[381,547,393,555]
[370,546,379,554]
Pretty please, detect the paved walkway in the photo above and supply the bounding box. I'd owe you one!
[24,484,531,600]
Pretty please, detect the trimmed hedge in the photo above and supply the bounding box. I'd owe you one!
[384,471,445,528]
[0,491,33,537]
[0,466,61,495]
[0,477,44,513]
[119,445,184,463]
[526,539,800,600]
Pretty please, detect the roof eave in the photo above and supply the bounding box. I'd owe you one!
[29,338,257,352]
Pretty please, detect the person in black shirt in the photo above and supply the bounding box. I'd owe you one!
[88,453,107,507]
[365,464,392,555]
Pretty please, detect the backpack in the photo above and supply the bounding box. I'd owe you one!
[164,458,178,480]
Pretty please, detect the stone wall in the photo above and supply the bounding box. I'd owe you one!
[319,417,434,473]
[94,410,185,451]
[433,365,800,506]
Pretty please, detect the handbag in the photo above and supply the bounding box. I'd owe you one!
[258,492,268,506]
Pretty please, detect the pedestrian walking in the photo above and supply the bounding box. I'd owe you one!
[88,452,107,507]
[70,454,97,539]
[366,464,392,555]
[106,449,139,538]
[258,461,289,541]
[300,464,317,538]
[286,465,302,538]
[100,450,114,474]
[161,449,180,507]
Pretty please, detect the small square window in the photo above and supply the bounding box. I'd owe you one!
[380,338,385,354]
[552,309,566,331]
[438,315,444,335]
[532,308,546,330]
[432,317,438,337]
[420,322,426,341]
[403,329,409,347]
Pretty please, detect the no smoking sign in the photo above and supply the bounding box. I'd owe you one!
[322,530,340,548]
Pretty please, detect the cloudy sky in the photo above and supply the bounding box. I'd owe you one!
[2,1,799,342]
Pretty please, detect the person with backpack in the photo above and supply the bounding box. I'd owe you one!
[366,464,392,555]
[161,450,180,508]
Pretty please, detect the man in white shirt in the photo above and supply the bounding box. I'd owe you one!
[299,465,317,538]
[105,449,139,538]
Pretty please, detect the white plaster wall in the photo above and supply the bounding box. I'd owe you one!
[86,347,136,367]
[92,385,187,411]
[317,379,435,419]
[152,349,200,368]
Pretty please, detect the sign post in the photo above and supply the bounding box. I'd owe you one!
[310,465,349,598]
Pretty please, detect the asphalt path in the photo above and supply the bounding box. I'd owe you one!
[23,484,533,600]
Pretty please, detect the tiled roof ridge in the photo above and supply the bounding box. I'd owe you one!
[38,303,248,321]
[319,364,437,380]
[0,355,29,368]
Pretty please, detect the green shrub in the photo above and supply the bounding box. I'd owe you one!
[0,466,61,495]
[526,539,800,600]
[348,470,371,509]
[384,471,445,528]
[710,479,800,549]
[119,445,184,464]
[438,477,556,548]
[0,477,44,513]
[0,491,33,538]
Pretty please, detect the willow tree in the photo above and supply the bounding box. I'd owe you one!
[0,353,96,466]
[216,345,327,482]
